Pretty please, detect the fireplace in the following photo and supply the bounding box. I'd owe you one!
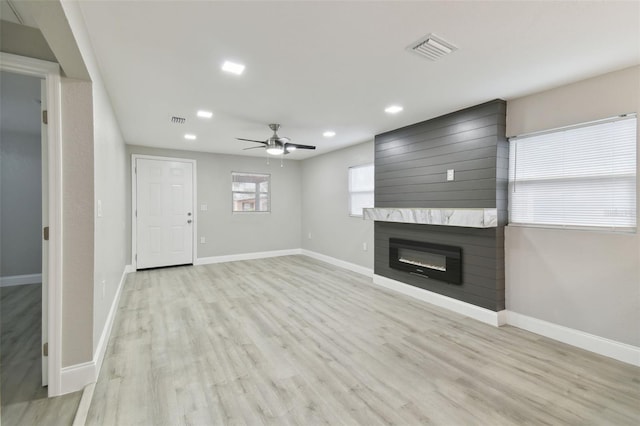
[389,238,462,284]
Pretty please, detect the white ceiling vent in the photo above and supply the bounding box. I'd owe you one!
[408,34,457,61]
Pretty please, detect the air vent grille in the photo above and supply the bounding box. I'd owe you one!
[171,116,186,124]
[408,34,457,61]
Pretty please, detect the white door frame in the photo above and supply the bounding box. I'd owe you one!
[1,52,63,396]
[131,154,197,269]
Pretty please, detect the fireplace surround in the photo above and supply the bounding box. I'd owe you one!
[372,99,507,311]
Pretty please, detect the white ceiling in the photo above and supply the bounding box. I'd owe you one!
[76,1,640,159]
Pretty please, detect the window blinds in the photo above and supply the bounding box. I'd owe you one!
[348,164,374,216]
[508,116,637,229]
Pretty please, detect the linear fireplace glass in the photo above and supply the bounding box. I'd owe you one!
[389,238,462,284]
[398,248,446,272]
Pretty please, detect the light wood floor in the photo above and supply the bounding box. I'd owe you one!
[88,255,640,425]
[1,283,81,426]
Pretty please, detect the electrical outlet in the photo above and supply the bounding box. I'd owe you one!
[308,232,312,239]
[101,280,106,299]
[200,237,206,244]
[362,242,367,251]
[200,204,208,211]
[447,169,455,181]
[97,200,103,217]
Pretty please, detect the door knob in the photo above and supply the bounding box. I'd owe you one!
[187,219,192,224]
[187,212,192,216]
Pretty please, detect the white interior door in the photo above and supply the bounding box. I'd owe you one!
[40,79,48,386]
[136,158,194,269]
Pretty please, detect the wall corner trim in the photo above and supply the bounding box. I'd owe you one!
[0,273,43,287]
[505,311,640,367]
[371,274,506,326]
[195,249,302,265]
[300,250,374,277]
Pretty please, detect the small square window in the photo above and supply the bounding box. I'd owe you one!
[232,172,270,212]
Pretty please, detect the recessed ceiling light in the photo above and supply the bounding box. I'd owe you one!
[221,61,245,75]
[197,110,213,119]
[323,131,336,138]
[385,105,403,114]
[184,134,197,140]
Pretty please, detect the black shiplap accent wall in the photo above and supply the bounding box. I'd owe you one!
[374,100,507,311]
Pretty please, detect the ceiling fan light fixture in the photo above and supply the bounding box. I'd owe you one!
[323,130,336,138]
[266,146,284,155]
[237,124,315,155]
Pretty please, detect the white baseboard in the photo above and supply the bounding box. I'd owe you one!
[94,265,130,378]
[0,273,42,287]
[300,249,373,277]
[195,248,302,265]
[505,311,640,367]
[372,274,506,327]
[124,264,135,273]
[59,361,95,396]
[72,382,95,426]
[59,264,132,395]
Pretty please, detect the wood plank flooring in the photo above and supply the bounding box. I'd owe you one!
[87,255,640,425]
[1,283,81,426]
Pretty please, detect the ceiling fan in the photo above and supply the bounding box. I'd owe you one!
[237,124,316,155]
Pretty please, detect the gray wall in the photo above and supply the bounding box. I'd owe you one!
[374,100,507,311]
[91,69,128,356]
[505,66,640,346]
[127,145,302,261]
[301,141,374,269]
[0,131,42,277]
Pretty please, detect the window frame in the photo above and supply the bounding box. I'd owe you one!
[231,171,271,213]
[348,163,375,218]
[508,114,637,232]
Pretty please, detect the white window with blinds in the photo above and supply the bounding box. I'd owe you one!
[232,172,270,212]
[508,114,636,230]
[348,164,374,217]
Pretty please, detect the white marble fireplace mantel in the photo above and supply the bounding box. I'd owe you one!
[363,208,498,228]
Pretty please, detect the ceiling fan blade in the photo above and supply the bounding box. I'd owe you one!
[236,138,267,145]
[287,143,316,150]
[242,146,265,151]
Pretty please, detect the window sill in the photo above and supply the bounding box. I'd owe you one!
[507,223,637,234]
[232,211,271,215]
